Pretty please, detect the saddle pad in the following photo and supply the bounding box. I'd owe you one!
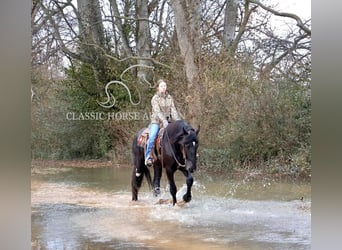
[137,128,149,147]
[137,127,164,149]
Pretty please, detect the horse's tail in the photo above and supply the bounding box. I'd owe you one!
[131,130,153,201]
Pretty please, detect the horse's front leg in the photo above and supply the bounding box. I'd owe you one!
[180,169,193,203]
[166,167,177,206]
[153,161,162,197]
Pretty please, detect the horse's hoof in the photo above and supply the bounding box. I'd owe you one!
[183,194,192,203]
[153,187,161,197]
[155,198,172,205]
[177,200,186,207]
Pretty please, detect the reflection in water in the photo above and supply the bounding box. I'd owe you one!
[31,166,311,250]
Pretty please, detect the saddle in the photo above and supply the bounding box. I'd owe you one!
[137,127,165,158]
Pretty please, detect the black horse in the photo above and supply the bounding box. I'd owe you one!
[131,120,200,206]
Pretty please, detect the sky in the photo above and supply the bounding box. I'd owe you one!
[272,0,311,19]
[267,0,311,35]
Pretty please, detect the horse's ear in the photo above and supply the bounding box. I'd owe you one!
[195,125,200,135]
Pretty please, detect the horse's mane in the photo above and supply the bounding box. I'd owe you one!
[164,120,197,144]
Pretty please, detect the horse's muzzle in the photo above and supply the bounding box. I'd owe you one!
[186,161,196,173]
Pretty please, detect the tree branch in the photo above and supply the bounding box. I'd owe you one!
[261,34,309,78]
[229,2,258,56]
[78,41,172,69]
[248,0,311,36]
[39,2,84,62]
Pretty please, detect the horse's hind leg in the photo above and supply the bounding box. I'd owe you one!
[132,164,144,201]
[131,146,145,201]
[180,169,193,203]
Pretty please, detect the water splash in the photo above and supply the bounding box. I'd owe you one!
[32,167,310,250]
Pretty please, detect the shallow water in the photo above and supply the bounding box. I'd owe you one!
[31,166,311,249]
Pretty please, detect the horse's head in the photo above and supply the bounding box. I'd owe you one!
[180,125,200,173]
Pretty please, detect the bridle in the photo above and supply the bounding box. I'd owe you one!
[164,127,188,168]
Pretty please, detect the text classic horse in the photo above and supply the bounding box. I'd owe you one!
[131,120,200,205]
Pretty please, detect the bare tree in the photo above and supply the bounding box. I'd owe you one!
[32,0,311,112]
[170,0,202,125]
[135,0,153,83]
[108,0,133,57]
[248,0,311,36]
[222,0,238,55]
[244,0,311,80]
[77,0,106,46]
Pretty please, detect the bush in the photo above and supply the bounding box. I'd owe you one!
[198,56,311,172]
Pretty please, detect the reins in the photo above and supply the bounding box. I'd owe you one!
[164,126,186,168]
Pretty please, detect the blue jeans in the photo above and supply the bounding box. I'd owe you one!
[145,123,160,160]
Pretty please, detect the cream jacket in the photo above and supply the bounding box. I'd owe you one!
[150,92,180,124]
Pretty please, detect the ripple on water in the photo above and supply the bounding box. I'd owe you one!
[32,167,310,250]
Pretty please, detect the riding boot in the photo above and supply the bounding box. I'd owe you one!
[145,155,153,166]
[145,123,160,166]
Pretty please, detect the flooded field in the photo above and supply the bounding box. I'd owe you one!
[31,165,311,249]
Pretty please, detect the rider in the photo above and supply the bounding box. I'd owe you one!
[145,79,181,166]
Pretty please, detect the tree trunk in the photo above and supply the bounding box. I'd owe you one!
[109,0,133,57]
[136,0,153,83]
[170,0,202,126]
[77,0,107,91]
[77,0,105,46]
[222,0,238,55]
